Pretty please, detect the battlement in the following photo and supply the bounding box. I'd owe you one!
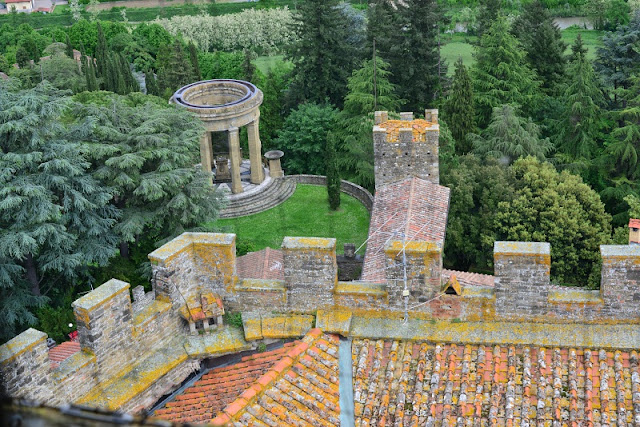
[373,109,440,188]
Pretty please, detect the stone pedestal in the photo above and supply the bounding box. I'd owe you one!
[265,150,284,178]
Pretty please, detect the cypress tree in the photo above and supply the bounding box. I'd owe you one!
[512,1,567,93]
[188,42,201,81]
[65,33,74,59]
[158,40,193,94]
[95,22,108,78]
[145,70,159,96]
[326,131,341,210]
[443,57,475,154]
[242,49,256,82]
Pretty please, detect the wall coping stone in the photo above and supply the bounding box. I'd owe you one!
[600,244,640,257]
[72,279,130,312]
[334,281,387,296]
[51,350,95,381]
[0,328,47,365]
[548,288,602,304]
[385,240,441,255]
[282,236,336,251]
[494,241,550,256]
[148,232,235,264]
[235,279,286,293]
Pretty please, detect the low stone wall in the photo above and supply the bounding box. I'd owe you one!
[287,175,374,213]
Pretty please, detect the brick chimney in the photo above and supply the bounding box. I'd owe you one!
[629,219,640,245]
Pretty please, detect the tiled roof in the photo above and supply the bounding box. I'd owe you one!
[236,247,284,280]
[154,341,300,424]
[442,269,494,287]
[629,218,640,229]
[353,339,640,425]
[212,329,341,426]
[362,178,450,283]
[48,341,81,368]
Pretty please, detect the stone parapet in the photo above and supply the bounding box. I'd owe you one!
[282,237,337,312]
[600,245,640,318]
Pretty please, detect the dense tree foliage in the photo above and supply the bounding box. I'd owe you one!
[443,58,475,154]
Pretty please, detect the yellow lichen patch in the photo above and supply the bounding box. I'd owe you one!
[184,327,251,358]
[316,309,352,335]
[133,300,171,328]
[242,313,263,341]
[281,236,336,251]
[51,350,96,381]
[378,119,435,142]
[334,281,387,296]
[385,240,440,255]
[0,329,47,365]
[261,315,314,339]
[235,279,286,293]
[548,288,602,305]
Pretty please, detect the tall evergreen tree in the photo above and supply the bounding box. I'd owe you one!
[145,70,159,96]
[287,0,360,107]
[475,0,501,39]
[556,46,605,164]
[0,82,119,340]
[242,49,256,83]
[95,22,108,78]
[443,57,475,154]
[472,16,540,128]
[188,41,201,81]
[326,131,341,210]
[65,33,74,59]
[158,40,193,96]
[16,46,30,68]
[512,1,567,93]
[568,33,588,63]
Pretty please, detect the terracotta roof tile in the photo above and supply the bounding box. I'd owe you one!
[352,339,640,425]
[49,341,81,368]
[629,218,640,229]
[236,248,284,281]
[442,268,494,287]
[153,342,299,424]
[362,177,450,283]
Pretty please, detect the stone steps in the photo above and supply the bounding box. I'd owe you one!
[219,177,296,219]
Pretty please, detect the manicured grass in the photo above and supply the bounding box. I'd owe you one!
[560,27,604,60]
[211,184,370,255]
[254,55,287,74]
[52,4,69,14]
[441,40,475,73]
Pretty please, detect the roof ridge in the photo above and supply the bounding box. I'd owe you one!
[210,328,324,426]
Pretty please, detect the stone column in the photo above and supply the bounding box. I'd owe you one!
[247,119,265,184]
[228,127,243,194]
[200,131,213,185]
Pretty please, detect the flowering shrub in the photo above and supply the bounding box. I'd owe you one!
[155,8,297,55]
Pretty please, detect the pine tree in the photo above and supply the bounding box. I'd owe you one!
[512,1,567,93]
[556,50,604,163]
[95,22,108,78]
[326,131,341,210]
[568,33,588,62]
[472,16,540,128]
[188,42,201,81]
[443,57,475,154]
[475,0,501,39]
[287,0,361,107]
[145,70,159,96]
[606,76,640,184]
[65,33,74,59]
[471,104,552,164]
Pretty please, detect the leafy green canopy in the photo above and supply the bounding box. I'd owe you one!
[0,82,119,340]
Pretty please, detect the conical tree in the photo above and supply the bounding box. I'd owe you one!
[512,0,567,93]
[65,33,74,59]
[443,57,475,154]
[145,70,159,96]
[95,22,108,78]
[326,131,341,210]
[556,50,605,163]
[472,16,540,128]
[568,33,588,63]
[158,40,193,95]
[188,42,201,81]
[242,49,256,83]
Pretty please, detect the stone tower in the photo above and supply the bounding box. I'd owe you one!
[372,109,440,189]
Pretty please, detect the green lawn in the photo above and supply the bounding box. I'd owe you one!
[211,184,370,255]
[560,27,604,60]
[254,55,286,74]
[52,4,68,14]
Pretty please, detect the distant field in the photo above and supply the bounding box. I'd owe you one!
[254,55,286,74]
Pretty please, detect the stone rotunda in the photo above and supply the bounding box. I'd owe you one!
[171,79,267,194]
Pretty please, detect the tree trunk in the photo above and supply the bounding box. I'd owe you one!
[119,240,130,259]
[24,253,41,296]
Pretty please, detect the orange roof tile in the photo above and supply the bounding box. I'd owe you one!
[363,178,450,282]
[629,218,640,229]
[352,339,640,425]
[49,341,81,368]
[442,269,494,287]
[236,248,284,280]
[153,341,300,424]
